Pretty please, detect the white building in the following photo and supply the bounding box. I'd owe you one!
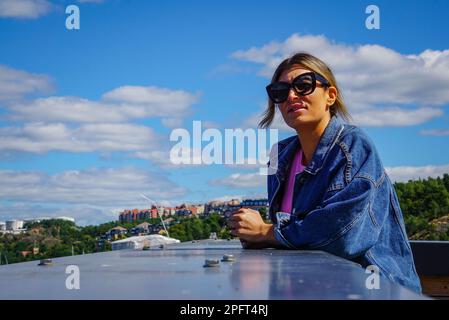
[111,234,180,251]
[0,221,5,231]
[6,220,24,231]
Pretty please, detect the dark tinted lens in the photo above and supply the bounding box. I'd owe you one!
[292,73,315,95]
[267,82,290,103]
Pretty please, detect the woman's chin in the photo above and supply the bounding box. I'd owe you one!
[286,116,312,128]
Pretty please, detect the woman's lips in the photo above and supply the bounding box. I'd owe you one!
[287,103,307,113]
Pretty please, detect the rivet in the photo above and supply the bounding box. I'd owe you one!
[38,259,53,266]
[221,254,235,262]
[203,259,220,268]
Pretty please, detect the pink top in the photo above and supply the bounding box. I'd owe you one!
[280,148,305,213]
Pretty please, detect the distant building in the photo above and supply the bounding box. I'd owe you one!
[111,234,180,251]
[131,222,152,235]
[240,199,269,219]
[175,208,192,217]
[119,207,167,223]
[0,221,5,231]
[191,204,205,215]
[150,208,158,219]
[6,220,24,231]
[240,199,269,208]
[205,199,243,216]
[106,226,128,240]
[163,207,176,217]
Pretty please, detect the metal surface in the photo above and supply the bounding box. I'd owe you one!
[0,240,425,300]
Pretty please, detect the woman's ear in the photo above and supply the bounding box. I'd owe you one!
[326,86,337,107]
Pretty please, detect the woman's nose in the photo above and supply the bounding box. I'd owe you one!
[287,87,300,101]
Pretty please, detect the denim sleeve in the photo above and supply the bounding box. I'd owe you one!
[274,177,382,259]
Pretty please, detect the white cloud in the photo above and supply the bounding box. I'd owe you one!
[244,103,294,131]
[132,146,205,169]
[0,203,118,226]
[77,0,104,3]
[210,195,243,202]
[0,66,199,161]
[351,107,444,127]
[210,192,268,203]
[420,128,449,136]
[224,158,267,170]
[232,33,449,127]
[9,86,200,124]
[210,165,449,189]
[131,149,175,167]
[161,117,184,128]
[9,96,130,123]
[0,65,53,102]
[0,0,52,19]
[386,164,449,183]
[0,167,187,207]
[0,122,159,153]
[210,172,265,188]
[245,103,443,131]
[103,85,200,115]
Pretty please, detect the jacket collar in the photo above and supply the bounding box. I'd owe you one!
[276,116,345,178]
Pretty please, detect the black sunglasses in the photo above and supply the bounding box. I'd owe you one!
[266,72,330,104]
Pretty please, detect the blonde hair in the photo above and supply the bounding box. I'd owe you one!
[259,52,351,128]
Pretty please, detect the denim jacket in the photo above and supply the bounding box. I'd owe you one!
[267,116,422,293]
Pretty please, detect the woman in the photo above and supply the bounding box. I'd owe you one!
[229,52,422,293]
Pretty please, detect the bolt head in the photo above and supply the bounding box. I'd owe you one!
[221,254,236,262]
[203,259,220,267]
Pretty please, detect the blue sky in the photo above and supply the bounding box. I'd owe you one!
[1,0,449,225]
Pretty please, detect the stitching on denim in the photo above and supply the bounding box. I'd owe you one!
[354,168,385,188]
[390,189,412,248]
[365,172,385,228]
[329,124,345,151]
[375,171,386,188]
[310,201,370,249]
[326,183,344,192]
[367,250,394,282]
[310,178,377,249]
[309,125,345,176]
[389,190,421,288]
[355,173,376,185]
[337,141,352,184]
[367,193,379,228]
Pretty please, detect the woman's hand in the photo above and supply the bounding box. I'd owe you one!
[228,208,278,247]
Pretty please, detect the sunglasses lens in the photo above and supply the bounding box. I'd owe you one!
[267,83,289,103]
[293,73,315,95]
